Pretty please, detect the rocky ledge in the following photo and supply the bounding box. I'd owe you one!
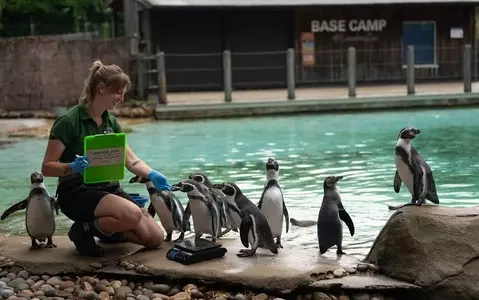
[0,235,421,300]
[365,204,479,300]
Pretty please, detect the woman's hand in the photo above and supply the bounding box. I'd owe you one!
[71,155,89,173]
[147,170,172,191]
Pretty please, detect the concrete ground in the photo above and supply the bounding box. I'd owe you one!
[0,235,420,293]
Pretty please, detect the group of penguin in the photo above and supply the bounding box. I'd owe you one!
[0,126,440,257]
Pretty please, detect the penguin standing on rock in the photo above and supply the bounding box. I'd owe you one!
[129,176,190,241]
[212,182,278,257]
[390,127,439,210]
[5,172,59,250]
[257,158,289,248]
[188,171,237,236]
[172,179,221,242]
[317,176,355,255]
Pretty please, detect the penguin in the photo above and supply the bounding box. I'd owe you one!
[188,171,238,235]
[212,182,278,257]
[317,176,355,255]
[16,172,59,250]
[129,176,190,241]
[171,179,221,242]
[392,126,439,210]
[257,158,289,248]
[1,180,59,221]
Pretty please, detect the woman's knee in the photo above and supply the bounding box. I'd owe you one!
[95,194,143,228]
[145,227,164,248]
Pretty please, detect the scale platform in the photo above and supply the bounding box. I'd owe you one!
[166,237,227,265]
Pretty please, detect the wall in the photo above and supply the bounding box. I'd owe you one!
[295,3,475,83]
[0,35,132,111]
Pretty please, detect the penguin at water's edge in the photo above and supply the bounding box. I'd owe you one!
[257,158,289,248]
[317,176,355,255]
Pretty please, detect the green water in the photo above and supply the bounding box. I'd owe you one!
[1,107,478,260]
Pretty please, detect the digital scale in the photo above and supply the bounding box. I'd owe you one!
[166,237,227,265]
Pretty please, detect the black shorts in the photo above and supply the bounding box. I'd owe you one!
[56,176,136,222]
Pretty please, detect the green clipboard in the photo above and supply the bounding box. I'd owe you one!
[83,133,127,184]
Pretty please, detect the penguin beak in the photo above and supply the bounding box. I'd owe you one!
[171,183,182,191]
[335,176,344,182]
[129,176,138,183]
[212,183,224,190]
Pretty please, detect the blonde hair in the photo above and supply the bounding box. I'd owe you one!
[79,60,131,104]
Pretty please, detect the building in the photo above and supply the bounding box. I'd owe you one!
[109,0,479,92]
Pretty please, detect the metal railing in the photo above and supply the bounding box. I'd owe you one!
[134,44,475,105]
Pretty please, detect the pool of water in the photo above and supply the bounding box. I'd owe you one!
[1,107,479,260]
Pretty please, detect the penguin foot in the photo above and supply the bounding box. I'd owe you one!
[219,229,231,237]
[275,237,283,248]
[165,232,172,242]
[337,249,346,255]
[30,238,40,250]
[237,249,255,257]
[174,233,185,243]
[46,236,57,248]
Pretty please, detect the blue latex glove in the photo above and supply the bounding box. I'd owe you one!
[71,155,89,174]
[148,170,172,191]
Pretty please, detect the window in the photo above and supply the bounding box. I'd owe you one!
[402,21,437,67]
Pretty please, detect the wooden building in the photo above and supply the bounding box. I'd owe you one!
[109,0,479,92]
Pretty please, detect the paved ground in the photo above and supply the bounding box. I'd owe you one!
[156,81,476,105]
[0,235,420,292]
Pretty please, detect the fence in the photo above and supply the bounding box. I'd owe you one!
[135,44,477,104]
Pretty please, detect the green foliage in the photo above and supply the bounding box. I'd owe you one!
[0,0,112,37]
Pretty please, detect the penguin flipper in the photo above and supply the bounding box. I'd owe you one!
[1,198,28,220]
[393,170,402,193]
[181,203,192,232]
[339,209,355,236]
[50,197,59,215]
[147,203,156,218]
[425,170,439,204]
[239,214,253,248]
[282,199,290,233]
[413,166,424,202]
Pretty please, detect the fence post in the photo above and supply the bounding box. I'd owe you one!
[223,50,233,103]
[157,51,168,105]
[286,48,296,100]
[463,44,472,93]
[407,45,415,95]
[347,47,356,98]
[136,55,145,100]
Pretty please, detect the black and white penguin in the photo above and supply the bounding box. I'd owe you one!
[257,158,289,248]
[317,176,355,255]
[392,126,439,209]
[129,176,190,241]
[13,172,59,250]
[171,179,221,242]
[188,171,238,236]
[212,182,278,257]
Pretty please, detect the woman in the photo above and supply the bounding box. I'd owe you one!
[41,60,171,257]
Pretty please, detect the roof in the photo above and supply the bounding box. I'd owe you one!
[138,0,479,6]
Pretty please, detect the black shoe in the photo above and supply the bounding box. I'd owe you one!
[68,222,105,257]
[97,232,128,244]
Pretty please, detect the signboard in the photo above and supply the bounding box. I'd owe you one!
[301,32,315,66]
[311,19,387,33]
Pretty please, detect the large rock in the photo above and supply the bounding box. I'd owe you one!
[364,205,479,300]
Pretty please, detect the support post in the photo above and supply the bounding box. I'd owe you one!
[223,50,232,103]
[286,48,296,100]
[136,55,145,100]
[463,44,472,93]
[157,52,168,105]
[407,45,415,95]
[347,47,356,98]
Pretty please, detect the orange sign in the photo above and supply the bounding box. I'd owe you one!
[301,32,315,66]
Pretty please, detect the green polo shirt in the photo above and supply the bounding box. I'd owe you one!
[49,104,123,165]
